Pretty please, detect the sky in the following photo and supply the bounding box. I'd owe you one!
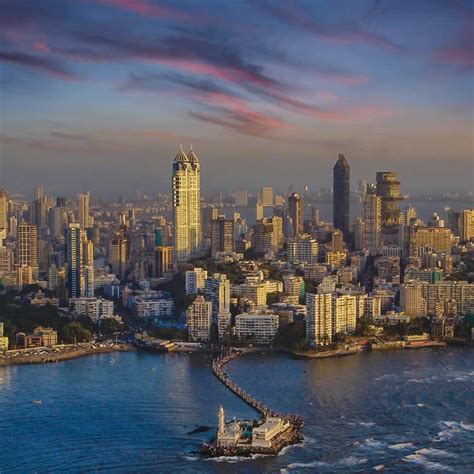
[0,0,473,196]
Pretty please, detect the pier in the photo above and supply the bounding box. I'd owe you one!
[202,350,303,457]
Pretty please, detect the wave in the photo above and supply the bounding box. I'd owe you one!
[416,448,455,458]
[284,456,368,471]
[205,455,251,463]
[353,437,386,450]
[374,465,385,471]
[388,442,414,450]
[374,374,397,381]
[433,420,473,442]
[183,455,198,461]
[349,421,376,427]
[403,453,454,472]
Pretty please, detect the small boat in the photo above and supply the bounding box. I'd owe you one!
[32,400,42,404]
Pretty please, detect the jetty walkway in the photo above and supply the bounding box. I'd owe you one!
[212,350,303,427]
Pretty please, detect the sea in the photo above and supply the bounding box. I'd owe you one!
[1,348,473,473]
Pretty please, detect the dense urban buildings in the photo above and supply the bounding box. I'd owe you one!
[0,150,473,355]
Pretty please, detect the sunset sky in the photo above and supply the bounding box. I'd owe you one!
[1,0,473,195]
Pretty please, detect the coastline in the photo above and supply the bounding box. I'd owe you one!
[0,343,134,367]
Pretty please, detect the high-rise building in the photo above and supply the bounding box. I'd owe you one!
[376,171,404,221]
[205,273,231,340]
[153,246,174,278]
[332,295,357,335]
[460,210,474,242]
[287,234,319,264]
[260,187,273,207]
[172,146,202,263]
[111,225,130,281]
[333,154,350,237]
[400,281,427,317]
[66,223,83,299]
[17,223,38,276]
[187,295,212,342]
[78,192,91,230]
[409,227,453,256]
[363,185,382,254]
[331,229,344,253]
[185,267,208,294]
[288,192,304,237]
[306,293,333,346]
[211,217,234,257]
[0,190,7,231]
[234,190,248,206]
[252,217,283,256]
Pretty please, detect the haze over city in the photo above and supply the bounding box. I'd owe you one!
[1,0,473,194]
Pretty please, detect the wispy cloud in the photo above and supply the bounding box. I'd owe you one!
[92,0,194,21]
[257,2,400,52]
[0,51,80,80]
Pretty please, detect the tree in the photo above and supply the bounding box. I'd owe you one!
[60,323,92,344]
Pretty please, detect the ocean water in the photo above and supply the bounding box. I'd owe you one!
[0,348,473,473]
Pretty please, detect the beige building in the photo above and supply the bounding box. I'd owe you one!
[187,295,212,342]
[460,210,474,242]
[172,147,202,263]
[409,227,453,256]
[282,274,304,298]
[400,282,427,317]
[235,311,279,345]
[332,295,357,335]
[0,322,9,352]
[306,293,333,345]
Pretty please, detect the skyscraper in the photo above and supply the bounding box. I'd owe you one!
[111,225,129,282]
[288,192,304,237]
[66,223,83,299]
[0,190,7,231]
[363,185,382,254]
[376,172,404,226]
[172,146,202,264]
[78,192,90,230]
[17,223,38,274]
[306,293,333,346]
[211,217,234,257]
[333,154,350,238]
[260,187,273,207]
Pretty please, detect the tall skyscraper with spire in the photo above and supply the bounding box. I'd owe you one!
[172,146,202,264]
[333,153,350,238]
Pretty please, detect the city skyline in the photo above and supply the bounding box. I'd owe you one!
[1,1,473,194]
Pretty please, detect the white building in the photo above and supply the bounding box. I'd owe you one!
[172,147,202,263]
[306,293,333,345]
[185,267,208,294]
[133,297,174,319]
[252,417,290,448]
[287,234,319,264]
[70,297,114,321]
[187,295,212,342]
[205,273,231,340]
[235,311,279,345]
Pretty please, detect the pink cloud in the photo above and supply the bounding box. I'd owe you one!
[93,0,194,22]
